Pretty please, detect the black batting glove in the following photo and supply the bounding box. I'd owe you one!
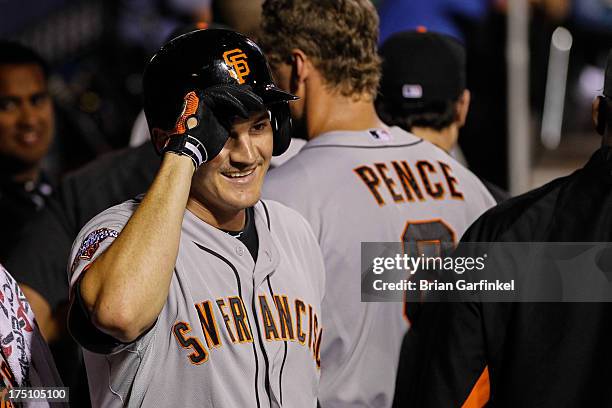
[153,84,265,169]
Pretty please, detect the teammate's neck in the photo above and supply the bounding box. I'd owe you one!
[186,197,246,231]
[305,91,385,140]
[410,125,459,153]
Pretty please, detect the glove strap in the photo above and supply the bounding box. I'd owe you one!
[163,134,209,169]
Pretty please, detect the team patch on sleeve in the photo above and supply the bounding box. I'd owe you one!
[71,228,119,273]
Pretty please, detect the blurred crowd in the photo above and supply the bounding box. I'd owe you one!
[1,0,612,407]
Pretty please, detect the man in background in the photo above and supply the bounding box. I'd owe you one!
[260,1,496,406]
[0,41,54,262]
[376,29,509,203]
[393,50,612,407]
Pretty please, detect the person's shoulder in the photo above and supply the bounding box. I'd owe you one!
[406,135,496,205]
[264,152,316,203]
[462,175,569,241]
[76,196,142,239]
[267,148,312,181]
[258,199,308,227]
[258,199,317,238]
[257,200,324,288]
[70,197,142,279]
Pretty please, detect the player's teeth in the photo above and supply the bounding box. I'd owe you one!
[225,169,254,178]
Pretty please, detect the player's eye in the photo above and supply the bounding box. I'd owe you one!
[251,120,270,133]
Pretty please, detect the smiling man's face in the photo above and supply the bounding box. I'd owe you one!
[190,110,273,215]
[0,63,53,173]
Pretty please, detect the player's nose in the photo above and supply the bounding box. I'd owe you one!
[228,132,257,166]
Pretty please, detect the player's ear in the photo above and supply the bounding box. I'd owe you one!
[594,95,607,135]
[289,48,310,91]
[455,89,471,128]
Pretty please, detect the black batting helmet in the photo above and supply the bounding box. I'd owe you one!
[143,29,297,156]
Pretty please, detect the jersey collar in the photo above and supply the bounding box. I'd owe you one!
[301,126,422,151]
[184,202,281,287]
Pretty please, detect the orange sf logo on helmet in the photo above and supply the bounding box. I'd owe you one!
[223,49,250,84]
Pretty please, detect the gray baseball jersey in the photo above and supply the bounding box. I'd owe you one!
[68,199,325,408]
[263,127,496,408]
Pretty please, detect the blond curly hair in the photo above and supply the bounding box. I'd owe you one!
[260,0,381,99]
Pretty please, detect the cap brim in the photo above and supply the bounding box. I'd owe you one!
[261,85,299,104]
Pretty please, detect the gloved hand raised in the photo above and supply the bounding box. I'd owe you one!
[152,84,265,169]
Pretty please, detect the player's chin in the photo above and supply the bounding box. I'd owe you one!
[223,189,262,211]
[222,180,265,209]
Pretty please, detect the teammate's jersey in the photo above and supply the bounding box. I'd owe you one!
[0,264,64,408]
[68,199,325,408]
[263,127,495,408]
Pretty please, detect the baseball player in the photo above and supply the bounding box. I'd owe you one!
[260,1,496,407]
[392,50,612,408]
[67,29,325,407]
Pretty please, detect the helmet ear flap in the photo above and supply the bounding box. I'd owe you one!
[597,96,608,136]
[270,102,292,156]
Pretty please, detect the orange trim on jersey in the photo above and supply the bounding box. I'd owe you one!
[308,304,313,350]
[259,295,281,341]
[216,298,237,343]
[400,218,457,325]
[314,328,323,370]
[462,366,490,408]
[312,313,319,360]
[375,162,404,203]
[195,301,222,350]
[392,160,425,202]
[439,161,465,201]
[416,160,445,200]
[228,296,254,343]
[274,295,295,341]
[416,239,442,257]
[401,218,458,245]
[353,165,386,207]
[172,321,208,365]
[295,299,307,345]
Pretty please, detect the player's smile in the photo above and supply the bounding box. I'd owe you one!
[220,165,258,182]
[190,110,273,216]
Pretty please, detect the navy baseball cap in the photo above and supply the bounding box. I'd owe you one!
[379,30,466,105]
[605,50,612,97]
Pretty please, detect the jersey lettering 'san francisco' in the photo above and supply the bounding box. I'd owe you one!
[173,293,322,366]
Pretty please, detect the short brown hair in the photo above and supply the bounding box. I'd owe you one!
[261,0,381,99]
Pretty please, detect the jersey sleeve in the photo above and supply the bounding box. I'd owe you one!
[67,200,140,354]
[68,201,136,289]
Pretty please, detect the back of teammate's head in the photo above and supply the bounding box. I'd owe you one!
[0,41,49,79]
[260,0,381,99]
[595,50,612,137]
[376,30,467,132]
